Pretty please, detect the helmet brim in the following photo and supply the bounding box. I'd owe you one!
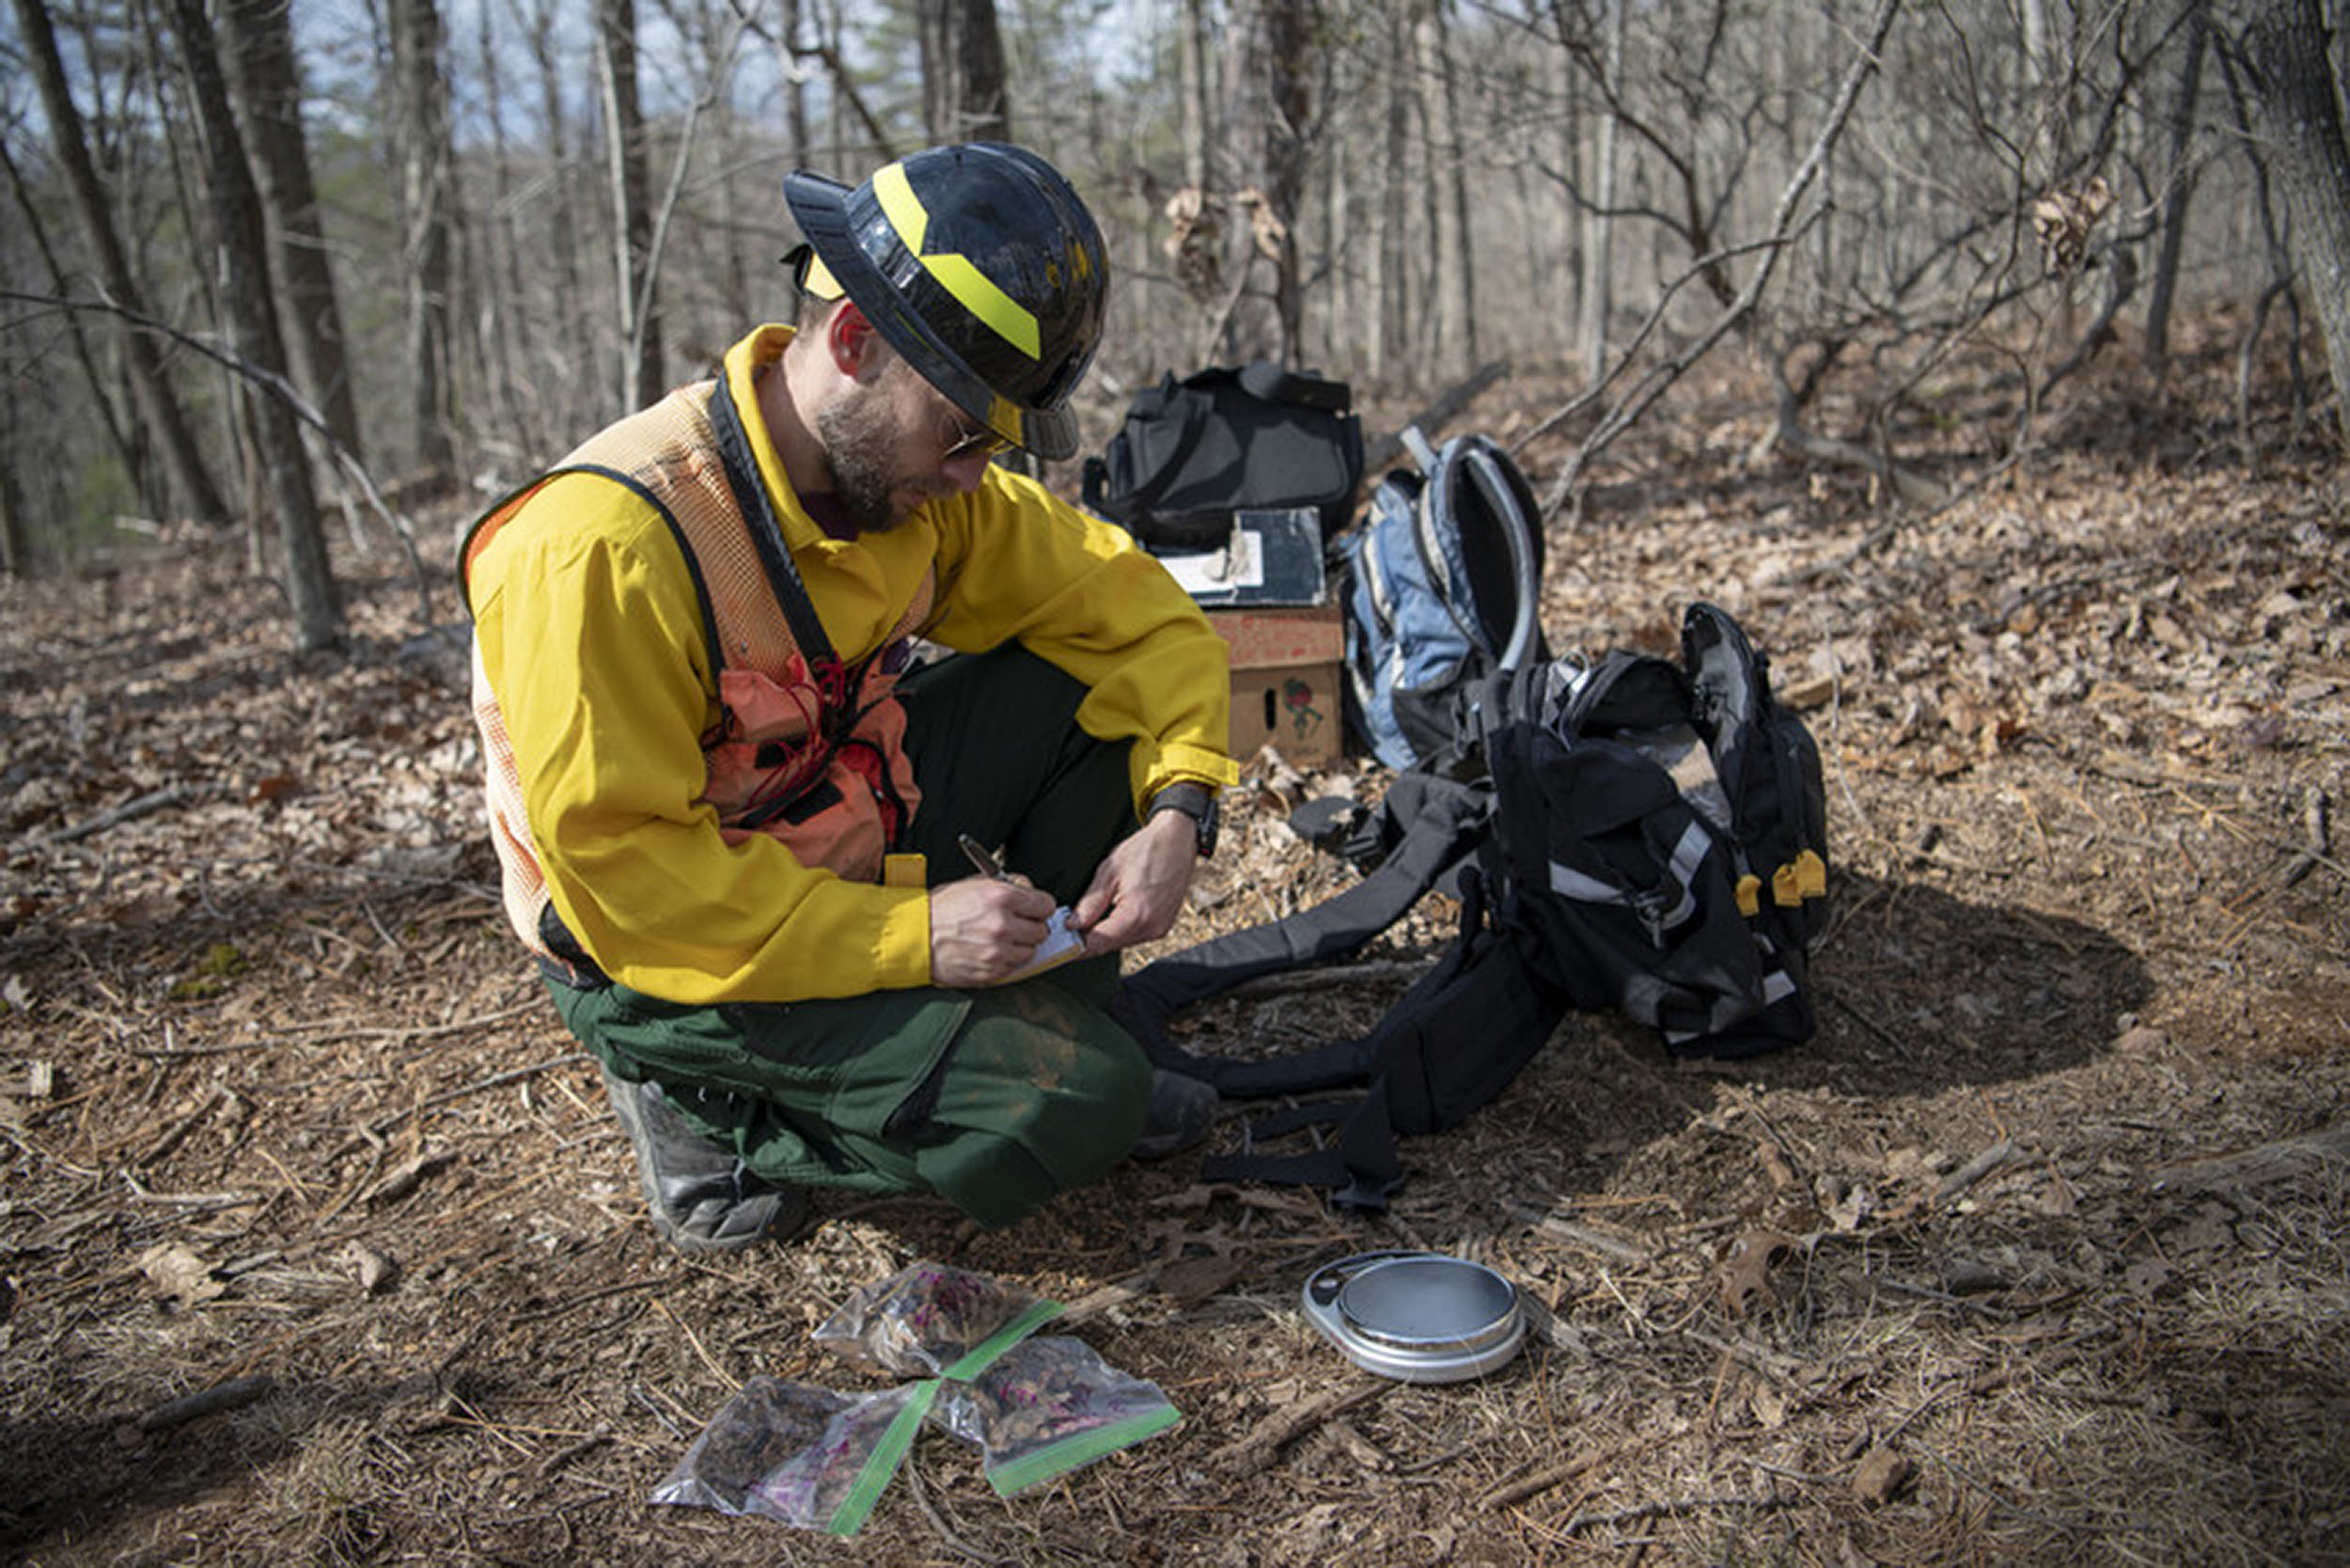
[785,169,1083,462]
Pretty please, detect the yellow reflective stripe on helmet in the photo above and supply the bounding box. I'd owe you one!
[873,162,1042,361]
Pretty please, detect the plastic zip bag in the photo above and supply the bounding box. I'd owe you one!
[650,1375,935,1536]
[929,1335,1182,1496]
[812,1259,1062,1379]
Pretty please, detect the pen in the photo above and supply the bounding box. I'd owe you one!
[959,833,1010,882]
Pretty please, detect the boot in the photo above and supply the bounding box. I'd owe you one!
[1131,1069,1220,1160]
[600,1065,807,1253]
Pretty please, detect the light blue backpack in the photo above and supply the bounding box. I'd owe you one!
[1336,428,1546,770]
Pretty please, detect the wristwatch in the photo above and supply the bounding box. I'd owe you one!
[1148,782,1221,859]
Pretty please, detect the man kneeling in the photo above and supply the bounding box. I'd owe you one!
[461,144,1233,1251]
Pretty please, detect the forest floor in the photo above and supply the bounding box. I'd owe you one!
[2,317,2346,1567]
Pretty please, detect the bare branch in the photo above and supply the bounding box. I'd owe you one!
[0,287,439,630]
[1533,0,1905,517]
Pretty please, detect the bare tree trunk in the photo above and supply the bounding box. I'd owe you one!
[218,0,363,464]
[917,0,1010,145]
[473,0,533,456]
[1179,0,1211,190]
[598,0,664,413]
[11,0,227,525]
[690,0,751,336]
[1410,6,1442,374]
[1371,3,1412,384]
[0,391,24,577]
[1322,122,1351,375]
[781,0,810,159]
[389,0,457,478]
[821,0,850,157]
[1418,3,1477,377]
[1581,0,1623,384]
[1553,40,1581,351]
[516,0,590,445]
[2143,0,2209,380]
[2240,0,2350,452]
[0,133,144,503]
[1214,0,1312,362]
[167,0,343,651]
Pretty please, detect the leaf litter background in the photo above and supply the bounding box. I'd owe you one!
[2,320,2346,1566]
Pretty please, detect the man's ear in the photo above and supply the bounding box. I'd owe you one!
[824,301,881,380]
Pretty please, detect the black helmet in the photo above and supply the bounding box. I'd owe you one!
[784,143,1108,461]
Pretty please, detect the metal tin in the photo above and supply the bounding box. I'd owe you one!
[1301,1250,1526,1384]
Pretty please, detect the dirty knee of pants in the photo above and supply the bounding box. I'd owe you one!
[906,986,1151,1228]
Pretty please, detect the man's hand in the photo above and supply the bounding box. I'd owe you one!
[930,875,1058,988]
[1068,808,1198,954]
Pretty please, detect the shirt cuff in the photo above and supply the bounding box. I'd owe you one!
[1135,740,1243,813]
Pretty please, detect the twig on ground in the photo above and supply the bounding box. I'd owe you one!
[246,1000,552,1052]
[107,1084,224,1165]
[1483,1430,1676,1510]
[654,1297,740,1393]
[1057,1266,1161,1325]
[1207,1374,1387,1476]
[2154,1122,2350,1196]
[535,1428,613,1479]
[1511,1204,1653,1267]
[2281,786,2334,887]
[509,1275,672,1327]
[1363,359,1512,468]
[359,1052,589,1141]
[121,1171,263,1209]
[136,1372,276,1434]
[1674,1325,1814,1388]
[441,1389,540,1462]
[1567,1490,1783,1537]
[1935,1142,2022,1205]
[24,785,201,849]
[901,1459,1004,1565]
[628,1384,693,1442]
[1824,983,1919,1061]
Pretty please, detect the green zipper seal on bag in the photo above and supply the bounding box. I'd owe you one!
[939,1297,1063,1382]
[822,1379,940,1537]
[981,1405,1184,1497]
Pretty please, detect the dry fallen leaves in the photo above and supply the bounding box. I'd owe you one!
[1852,1445,1913,1507]
[136,1242,226,1309]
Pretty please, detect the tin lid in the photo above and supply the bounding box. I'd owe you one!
[1301,1251,1526,1384]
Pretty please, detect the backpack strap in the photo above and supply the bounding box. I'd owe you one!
[1193,867,1572,1212]
[707,379,838,667]
[1198,1083,1402,1212]
[1420,435,1544,673]
[1111,772,1493,1081]
[1080,371,1213,523]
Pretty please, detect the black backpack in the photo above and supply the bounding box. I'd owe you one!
[1081,362,1365,551]
[1481,603,1828,1057]
[1336,429,1546,771]
[1113,603,1829,1209]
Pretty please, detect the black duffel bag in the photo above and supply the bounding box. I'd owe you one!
[1081,361,1364,551]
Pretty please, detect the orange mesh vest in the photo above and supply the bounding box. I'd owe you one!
[462,376,934,966]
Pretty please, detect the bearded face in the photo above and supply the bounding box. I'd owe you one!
[812,357,956,535]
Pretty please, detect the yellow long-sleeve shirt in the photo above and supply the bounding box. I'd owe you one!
[466,325,1238,1004]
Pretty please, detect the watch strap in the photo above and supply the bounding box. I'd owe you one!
[1148,782,1219,858]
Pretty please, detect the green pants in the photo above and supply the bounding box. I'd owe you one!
[551,647,1152,1230]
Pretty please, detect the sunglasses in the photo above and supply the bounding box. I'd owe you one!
[940,406,1016,463]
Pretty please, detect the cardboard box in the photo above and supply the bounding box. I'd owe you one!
[1208,604,1347,766]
